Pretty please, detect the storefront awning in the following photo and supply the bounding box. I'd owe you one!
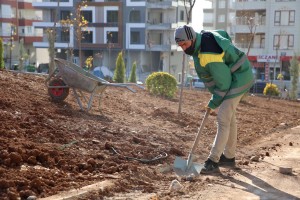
[248,56,257,61]
[280,56,292,61]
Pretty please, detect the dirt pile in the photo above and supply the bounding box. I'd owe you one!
[0,70,299,199]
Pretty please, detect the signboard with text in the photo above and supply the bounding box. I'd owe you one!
[257,55,279,63]
[265,63,269,81]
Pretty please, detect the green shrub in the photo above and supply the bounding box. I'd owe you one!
[263,83,279,96]
[113,52,125,83]
[145,72,177,98]
[0,38,4,69]
[289,54,300,100]
[128,61,137,83]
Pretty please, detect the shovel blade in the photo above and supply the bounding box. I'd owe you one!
[173,156,204,177]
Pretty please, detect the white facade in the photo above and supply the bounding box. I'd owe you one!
[203,0,300,96]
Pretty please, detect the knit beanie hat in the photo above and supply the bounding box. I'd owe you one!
[174,25,196,44]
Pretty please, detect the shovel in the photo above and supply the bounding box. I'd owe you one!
[173,108,211,177]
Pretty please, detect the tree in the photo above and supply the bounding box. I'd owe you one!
[18,38,27,71]
[47,28,56,76]
[128,61,137,83]
[60,1,89,66]
[178,0,196,114]
[289,54,300,100]
[0,38,4,69]
[235,10,262,56]
[245,17,258,56]
[46,0,60,77]
[113,52,126,83]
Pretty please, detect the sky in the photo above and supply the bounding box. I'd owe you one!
[191,0,211,32]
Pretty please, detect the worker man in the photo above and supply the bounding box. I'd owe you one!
[174,25,254,174]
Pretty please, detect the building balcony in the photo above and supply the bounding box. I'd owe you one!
[32,0,73,8]
[234,42,265,55]
[33,41,71,48]
[234,24,266,33]
[33,21,55,28]
[23,36,43,44]
[81,43,122,50]
[146,22,177,30]
[203,8,213,13]
[92,22,118,27]
[146,0,178,9]
[203,22,214,27]
[235,0,267,10]
[145,44,175,51]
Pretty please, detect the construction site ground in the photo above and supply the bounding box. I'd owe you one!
[0,70,299,200]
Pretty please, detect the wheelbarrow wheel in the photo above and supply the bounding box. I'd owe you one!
[48,79,69,102]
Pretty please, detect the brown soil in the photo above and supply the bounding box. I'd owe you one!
[0,70,299,200]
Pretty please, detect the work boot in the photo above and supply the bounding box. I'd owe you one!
[200,158,219,174]
[219,154,235,167]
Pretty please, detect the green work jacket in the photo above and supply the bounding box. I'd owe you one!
[192,30,254,109]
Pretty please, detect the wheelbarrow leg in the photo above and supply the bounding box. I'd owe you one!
[79,90,88,103]
[87,92,95,111]
[73,88,84,111]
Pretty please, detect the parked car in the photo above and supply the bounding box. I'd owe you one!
[192,77,205,89]
[37,63,49,74]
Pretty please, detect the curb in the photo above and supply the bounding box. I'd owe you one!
[39,180,114,200]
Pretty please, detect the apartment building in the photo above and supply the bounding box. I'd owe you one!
[31,0,190,82]
[32,0,124,72]
[203,0,300,94]
[0,0,43,69]
[124,0,189,82]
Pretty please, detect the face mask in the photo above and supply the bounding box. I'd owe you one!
[184,41,195,56]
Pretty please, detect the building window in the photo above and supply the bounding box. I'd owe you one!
[274,11,280,24]
[27,27,32,34]
[81,11,92,23]
[82,31,93,43]
[106,31,118,43]
[273,34,294,49]
[61,11,71,20]
[61,30,69,42]
[219,0,226,8]
[260,35,265,48]
[131,31,140,44]
[288,35,294,47]
[107,11,118,23]
[130,10,140,23]
[218,15,225,23]
[274,10,295,26]
[289,10,295,25]
[281,61,290,80]
[180,11,184,21]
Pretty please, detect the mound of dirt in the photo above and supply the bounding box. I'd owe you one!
[0,70,299,199]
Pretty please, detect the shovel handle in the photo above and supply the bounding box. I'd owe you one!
[189,109,211,156]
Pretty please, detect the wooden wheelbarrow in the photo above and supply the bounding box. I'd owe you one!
[45,58,143,112]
